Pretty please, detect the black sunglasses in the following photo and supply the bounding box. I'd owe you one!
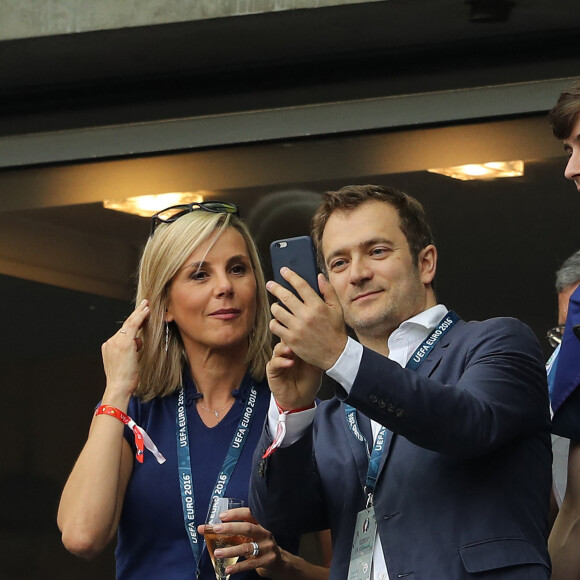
[150,201,240,236]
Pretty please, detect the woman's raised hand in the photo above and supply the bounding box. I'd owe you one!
[101,299,150,403]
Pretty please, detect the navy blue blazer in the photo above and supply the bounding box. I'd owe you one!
[250,316,552,579]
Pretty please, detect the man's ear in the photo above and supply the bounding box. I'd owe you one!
[418,245,437,285]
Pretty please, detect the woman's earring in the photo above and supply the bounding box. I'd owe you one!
[165,322,169,353]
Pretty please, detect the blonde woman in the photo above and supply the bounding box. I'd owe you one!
[58,202,329,580]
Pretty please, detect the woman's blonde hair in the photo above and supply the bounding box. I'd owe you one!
[134,210,271,401]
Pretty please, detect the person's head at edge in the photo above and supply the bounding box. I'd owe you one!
[134,209,271,401]
[549,80,580,190]
[310,184,437,345]
[556,249,580,326]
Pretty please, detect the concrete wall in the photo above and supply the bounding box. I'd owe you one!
[0,0,383,39]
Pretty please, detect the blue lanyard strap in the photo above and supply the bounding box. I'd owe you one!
[343,406,387,499]
[344,311,459,498]
[366,423,387,495]
[405,311,459,371]
[176,380,258,569]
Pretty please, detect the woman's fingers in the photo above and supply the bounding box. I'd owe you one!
[117,299,150,339]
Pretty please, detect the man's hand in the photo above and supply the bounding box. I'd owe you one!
[267,268,348,371]
[266,340,323,411]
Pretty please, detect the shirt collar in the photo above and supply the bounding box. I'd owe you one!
[387,304,449,362]
[399,304,449,333]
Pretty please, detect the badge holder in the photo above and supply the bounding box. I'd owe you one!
[347,494,377,580]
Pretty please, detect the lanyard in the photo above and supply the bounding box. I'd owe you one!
[176,378,258,570]
[344,311,459,503]
[546,343,560,400]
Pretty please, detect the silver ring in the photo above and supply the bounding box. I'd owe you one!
[250,541,260,557]
[119,330,127,334]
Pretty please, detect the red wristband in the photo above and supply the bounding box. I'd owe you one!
[96,405,145,462]
[274,400,316,414]
[95,404,166,465]
[262,400,316,459]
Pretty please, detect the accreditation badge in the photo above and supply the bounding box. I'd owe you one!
[347,506,377,580]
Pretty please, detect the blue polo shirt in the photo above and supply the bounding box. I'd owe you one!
[115,372,285,580]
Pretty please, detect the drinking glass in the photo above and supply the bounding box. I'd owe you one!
[205,497,249,580]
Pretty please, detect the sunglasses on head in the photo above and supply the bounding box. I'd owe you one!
[150,201,240,236]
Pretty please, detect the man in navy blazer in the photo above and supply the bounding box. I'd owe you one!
[250,185,551,579]
[546,79,580,579]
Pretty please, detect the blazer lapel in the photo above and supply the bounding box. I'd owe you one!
[416,320,462,377]
[377,429,396,476]
[377,319,464,478]
[417,348,445,377]
[344,318,464,489]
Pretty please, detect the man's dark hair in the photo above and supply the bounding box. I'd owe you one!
[549,80,580,140]
[311,184,435,271]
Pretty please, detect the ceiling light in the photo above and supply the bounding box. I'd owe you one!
[103,192,205,217]
[427,160,524,181]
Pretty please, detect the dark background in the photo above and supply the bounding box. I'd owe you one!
[2,1,580,578]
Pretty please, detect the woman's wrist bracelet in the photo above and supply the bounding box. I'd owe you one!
[95,404,166,464]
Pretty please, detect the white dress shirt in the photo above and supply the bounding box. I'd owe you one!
[268,304,449,580]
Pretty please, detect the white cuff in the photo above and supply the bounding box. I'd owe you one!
[326,336,363,394]
[266,394,317,448]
